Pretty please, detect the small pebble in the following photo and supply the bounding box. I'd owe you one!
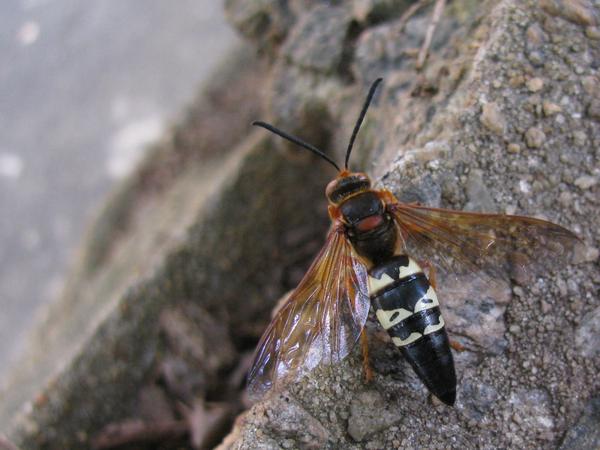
[525,127,546,148]
[527,77,544,92]
[541,300,552,314]
[581,76,598,96]
[509,324,521,333]
[572,130,587,146]
[526,23,546,46]
[509,75,525,87]
[513,286,524,297]
[542,101,562,116]
[587,99,600,120]
[577,246,599,263]
[481,102,506,135]
[585,26,600,39]
[574,175,598,189]
[567,279,579,294]
[507,143,520,153]
[541,0,597,26]
[562,0,597,26]
[527,51,544,67]
[556,278,568,296]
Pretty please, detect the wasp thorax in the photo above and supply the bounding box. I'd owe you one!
[326,172,371,205]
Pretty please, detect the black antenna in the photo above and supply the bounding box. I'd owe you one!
[252,120,341,172]
[344,78,383,169]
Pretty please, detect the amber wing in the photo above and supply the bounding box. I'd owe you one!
[389,199,581,285]
[247,226,370,399]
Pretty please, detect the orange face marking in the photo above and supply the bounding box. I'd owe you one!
[356,215,384,232]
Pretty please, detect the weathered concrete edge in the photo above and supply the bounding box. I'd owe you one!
[4,135,258,447]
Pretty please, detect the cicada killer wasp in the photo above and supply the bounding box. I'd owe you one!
[248,78,580,406]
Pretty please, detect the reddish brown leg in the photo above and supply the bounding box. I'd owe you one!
[360,329,374,383]
[449,339,466,352]
[378,189,397,204]
[419,260,438,290]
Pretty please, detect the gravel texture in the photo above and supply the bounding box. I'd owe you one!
[221,0,599,448]
[2,0,598,449]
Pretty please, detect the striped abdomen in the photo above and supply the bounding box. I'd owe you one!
[368,255,457,405]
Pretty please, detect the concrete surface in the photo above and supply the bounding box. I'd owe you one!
[0,0,238,377]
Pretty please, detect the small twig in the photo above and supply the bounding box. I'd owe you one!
[187,400,233,449]
[396,0,432,32]
[416,0,447,70]
[90,419,188,449]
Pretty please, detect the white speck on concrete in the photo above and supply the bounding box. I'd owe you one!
[519,179,531,194]
[0,152,24,179]
[106,116,163,179]
[536,415,554,429]
[16,21,40,46]
[527,157,541,168]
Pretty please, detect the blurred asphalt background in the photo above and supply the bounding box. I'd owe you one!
[0,0,238,379]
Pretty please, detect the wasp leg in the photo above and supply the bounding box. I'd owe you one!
[379,189,421,208]
[360,329,374,383]
[449,339,466,352]
[419,259,438,290]
[378,189,397,204]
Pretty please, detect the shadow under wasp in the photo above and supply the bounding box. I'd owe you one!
[248,78,580,406]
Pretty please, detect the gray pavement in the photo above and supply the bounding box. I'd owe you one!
[0,0,238,377]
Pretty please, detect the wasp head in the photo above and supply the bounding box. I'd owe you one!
[252,78,383,202]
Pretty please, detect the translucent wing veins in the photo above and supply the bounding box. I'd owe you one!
[247,226,370,399]
[390,200,581,286]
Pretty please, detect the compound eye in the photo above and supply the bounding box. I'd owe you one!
[325,178,340,201]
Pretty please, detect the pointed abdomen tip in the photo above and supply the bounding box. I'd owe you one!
[437,389,456,406]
